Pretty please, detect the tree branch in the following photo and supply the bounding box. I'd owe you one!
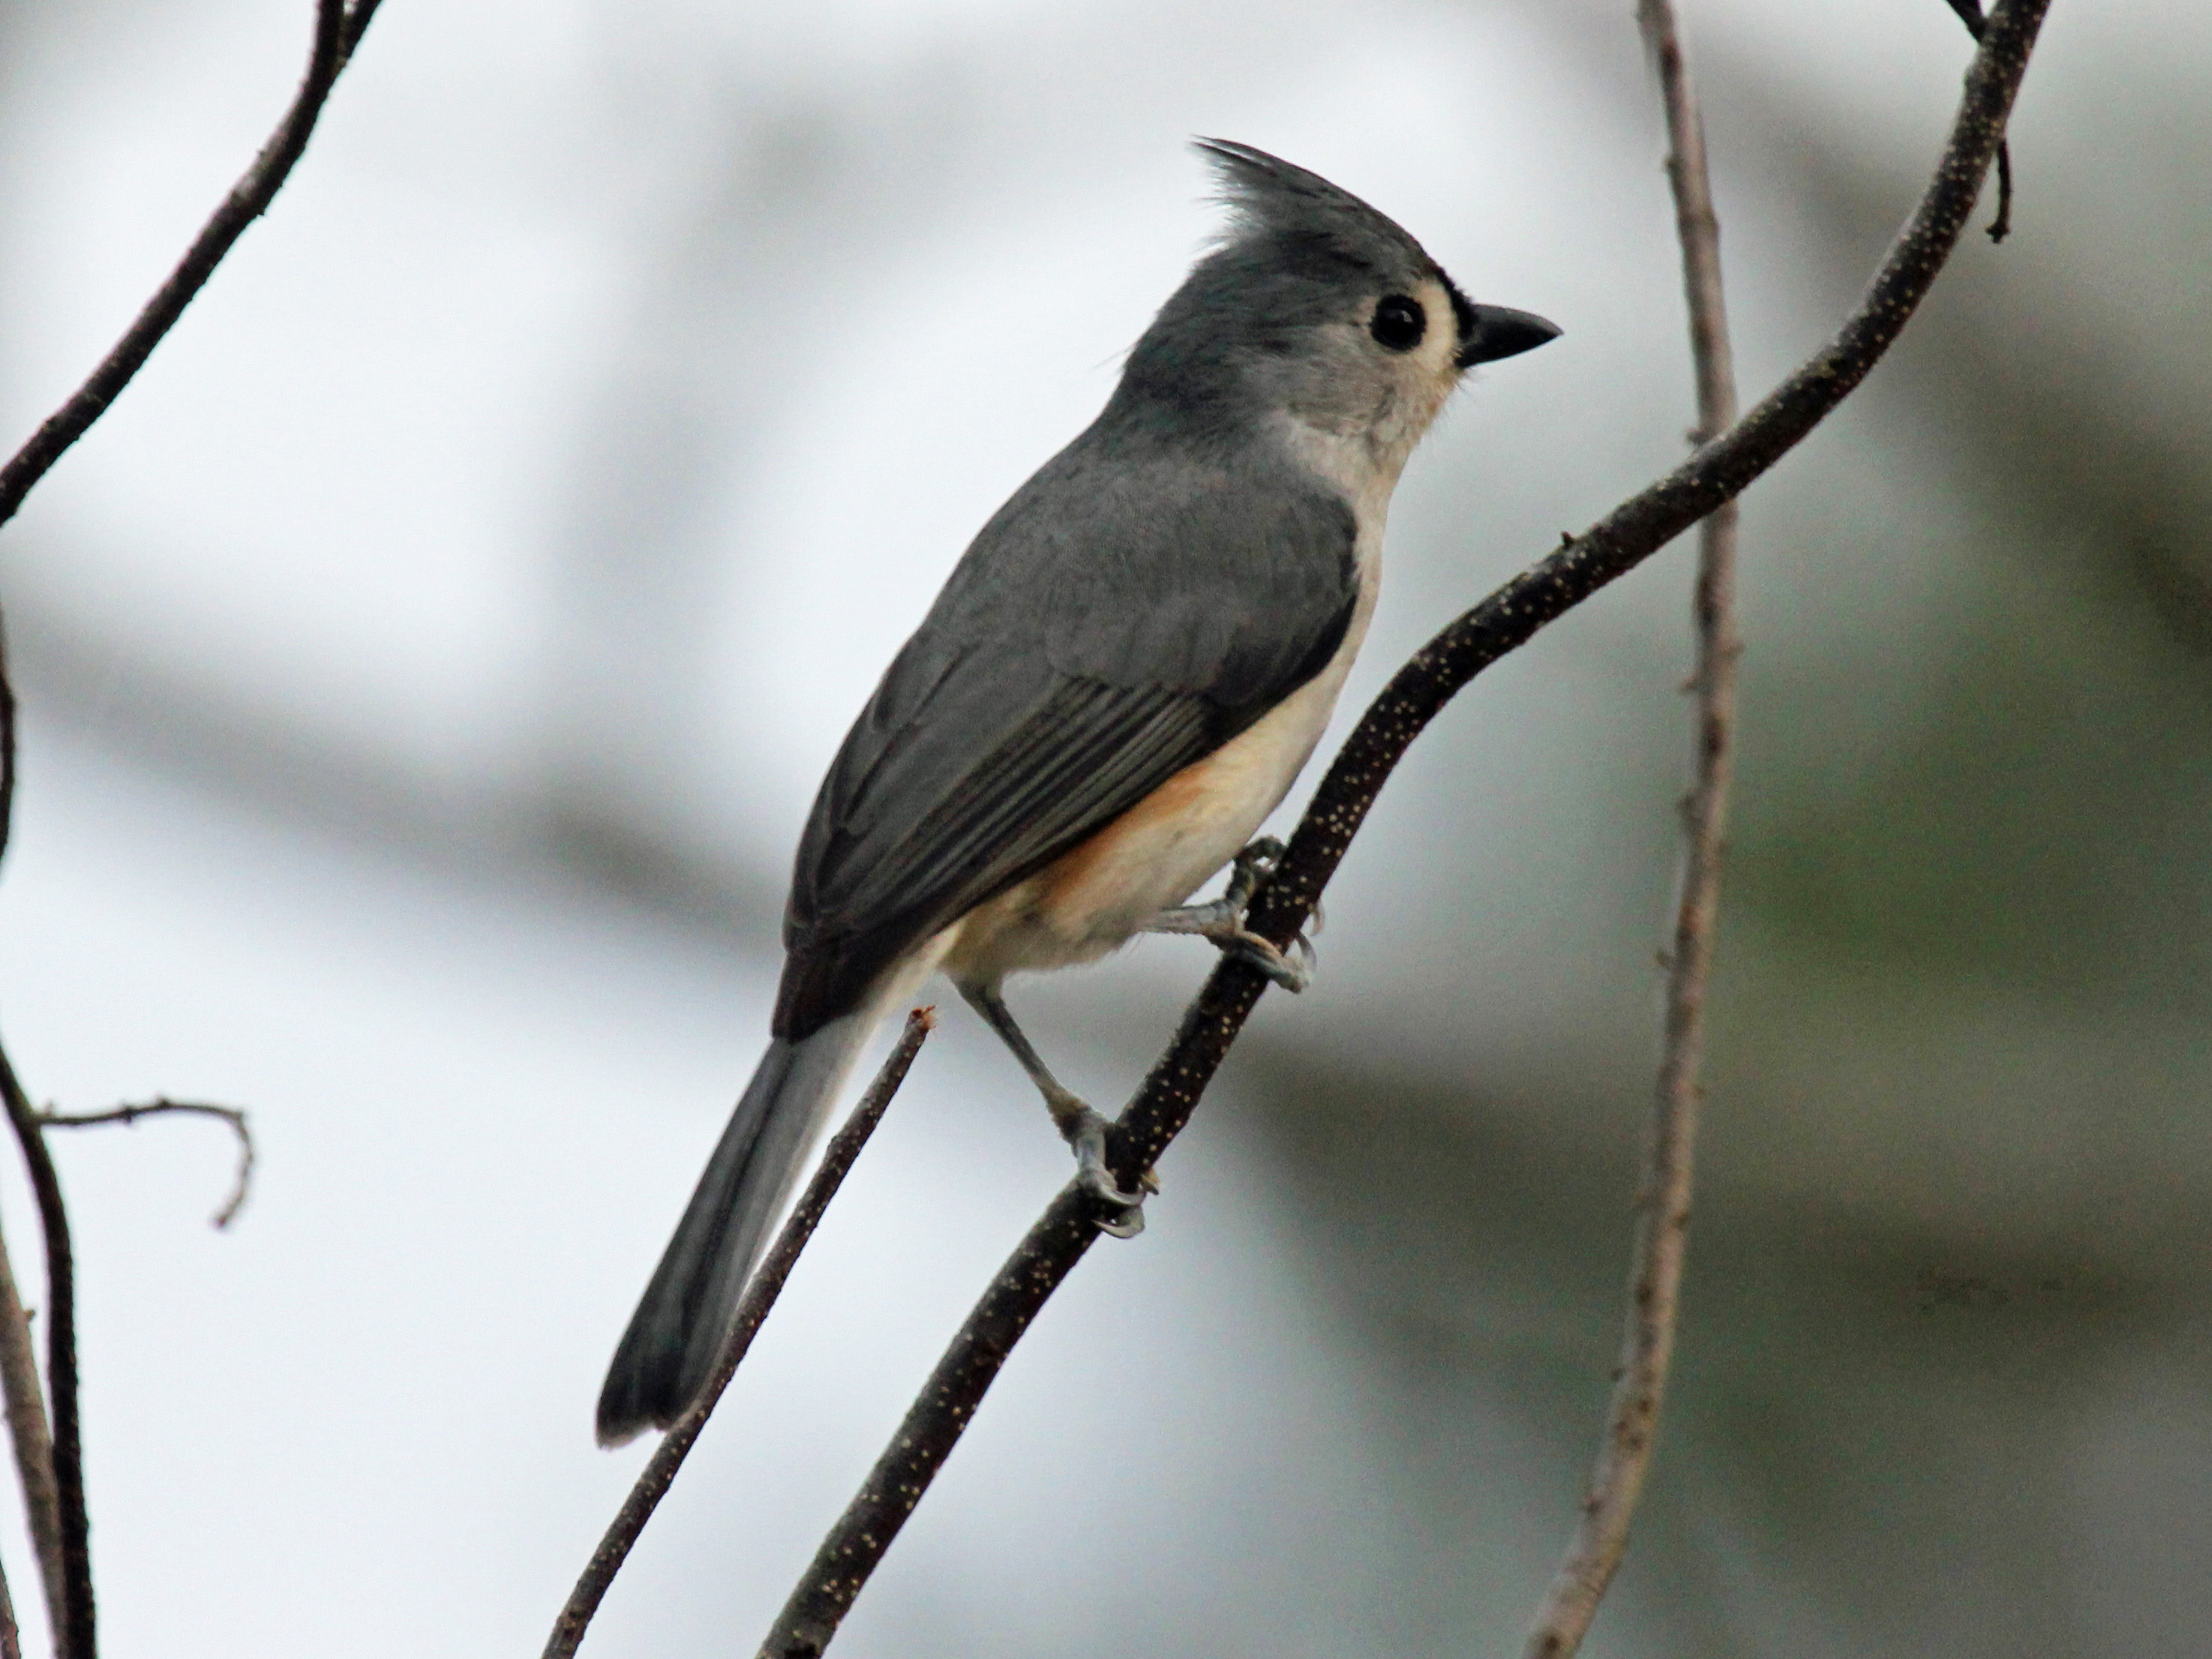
[0,662,59,1659]
[543,1009,936,1659]
[0,622,58,1637]
[1520,2,1742,1652]
[0,9,387,1653]
[0,1053,92,1659]
[0,0,386,529]
[0,1546,19,1659]
[37,1101,257,1231]
[756,4,2049,1652]
[1942,0,2016,239]
[0,615,13,870]
[0,1206,62,1643]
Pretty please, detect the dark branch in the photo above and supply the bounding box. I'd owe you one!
[38,1100,257,1230]
[1988,139,2014,243]
[758,4,2051,1652]
[0,1207,62,1640]
[1522,0,1742,1651]
[0,0,386,529]
[0,538,52,1644]
[0,614,13,866]
[0,10,387,1654]
[1940,0,2015,240]
[0,1053,93,1659]
[543,1009,936,1659]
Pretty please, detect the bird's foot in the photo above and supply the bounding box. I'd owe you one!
[1220,834,1285,911]
[1145,836,1316,993]
[1051,1098,1151,1238]
[1222,928,1316,994]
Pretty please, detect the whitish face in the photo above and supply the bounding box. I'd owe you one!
[1271,274,1467,498]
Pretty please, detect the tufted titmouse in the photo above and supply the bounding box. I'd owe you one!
[596,140,1557,1443]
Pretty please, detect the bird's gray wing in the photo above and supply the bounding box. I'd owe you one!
[771,438,1357,1039]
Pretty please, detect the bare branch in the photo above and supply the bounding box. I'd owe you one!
[757,4,2051,1652]
[543,1008,937,1659]
[0,1549,19,1659]
[0,637,79,1636]
[1941,0,2016,238]
[1520,2,1742,1653]
[38,1100,257,1230]
[0,1208,62,1640]
[0,548,54,1643]
[0,616,13,866]
[0,0,387,528]
[0,11,389,1653]
[0,1054,93,1659]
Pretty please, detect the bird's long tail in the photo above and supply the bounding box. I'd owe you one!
[596,1011,878,1444]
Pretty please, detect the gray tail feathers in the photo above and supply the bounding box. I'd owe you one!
[596,1016,872,1444]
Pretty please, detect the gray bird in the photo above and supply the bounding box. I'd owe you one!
[596,139,1557,1444]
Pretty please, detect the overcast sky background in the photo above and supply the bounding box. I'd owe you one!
[0,1,2207,1654]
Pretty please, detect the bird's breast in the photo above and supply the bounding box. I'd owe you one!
[941,509,1384,988]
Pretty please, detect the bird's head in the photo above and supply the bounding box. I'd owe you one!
[1115,140,1558,485]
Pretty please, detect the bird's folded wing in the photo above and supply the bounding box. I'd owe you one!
[773,443,1357,1038]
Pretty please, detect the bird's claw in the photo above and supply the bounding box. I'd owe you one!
[1223,836,1286,908]
[1220,926,1315,994]
[1061,1105,1148,1238]
[1142,836,1318,992]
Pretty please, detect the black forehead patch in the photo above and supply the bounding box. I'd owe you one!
[1439,274,1478,344]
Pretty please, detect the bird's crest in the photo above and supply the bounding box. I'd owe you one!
[1193,137,1433,276]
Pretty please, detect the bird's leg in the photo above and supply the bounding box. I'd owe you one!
[958,982,1148,1236]
[1142,836,1316,993]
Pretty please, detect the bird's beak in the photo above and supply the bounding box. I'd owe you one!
[1456,304,1562,369]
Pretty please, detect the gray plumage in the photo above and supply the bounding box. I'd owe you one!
[773,436,1358,1039]
[596,1022,867,1441]
[596,139,1557,1444]
[776,139,1463,1035]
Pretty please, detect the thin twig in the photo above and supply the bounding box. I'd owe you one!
[0,614,14,866]
[0,1054,92,1659]
[0,618,58,1632]
[1520,4,1740,1654]
[0,0,386,529]
[38,1100,257,1230]
[0,1204,62,1638]
[0,610,76,1652]
[0,10,385,1653]
[757,5,2049,1652]
[543,1008,936,1659]
[0,1548,19,1659]
[1941,0,2015,239]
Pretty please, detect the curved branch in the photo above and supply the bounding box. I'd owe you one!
[0,0,386,529]
[0,1052,93,1659]
[38,1100,257,1230]
[0,10,386,1654]
[543,1010,935,1659]
[1521,0,1742,1652]
[758,4,2049,1652]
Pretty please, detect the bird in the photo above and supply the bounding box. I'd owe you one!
[595,138,1559,1444]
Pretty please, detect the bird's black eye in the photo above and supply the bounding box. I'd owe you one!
[1370,294,1426,352]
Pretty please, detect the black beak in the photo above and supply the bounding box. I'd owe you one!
[1456,304,1562,369]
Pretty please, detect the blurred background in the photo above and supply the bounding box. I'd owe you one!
[0,0,2206,1652]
